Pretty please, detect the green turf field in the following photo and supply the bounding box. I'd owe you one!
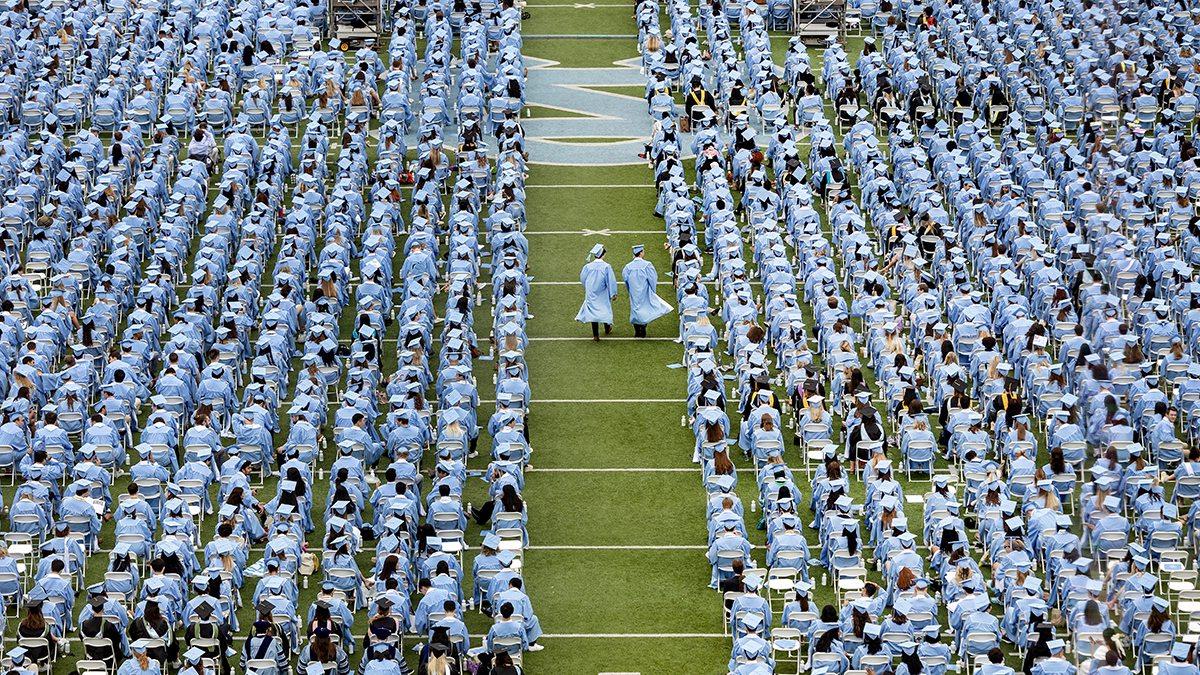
[523,5,642,35]
[3,2,1073,673]
[576,84,647,100]
[543,136,643,143]
[521,37,641,67]
[525,104,595,119]
[504,12,1069,675]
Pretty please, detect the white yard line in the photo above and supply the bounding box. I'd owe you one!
[523,33,638,38]
[540,633,727,638]
[524,229,667,235]
[525,3,635,6]
[527,336,677,341]
[528,467,757,473]
[531,280,758,285]
[527,544,708,550]
[478,395,683,404]
[526,183,654,188]
[513,393,691,398]
[341,336,679,343]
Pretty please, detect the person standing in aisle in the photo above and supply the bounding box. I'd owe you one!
[622,244,673,337]
[576,244,618,341]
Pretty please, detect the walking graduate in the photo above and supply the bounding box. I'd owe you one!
[576,243,618,340]
[622,244,673,337]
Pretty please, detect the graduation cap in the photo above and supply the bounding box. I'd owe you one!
[184,647,206,664]
[1173,642,1192,661]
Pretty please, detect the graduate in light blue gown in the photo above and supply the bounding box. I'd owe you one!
[1159,642,1199,675]
[622,244,673,337]
[576,244,618,340]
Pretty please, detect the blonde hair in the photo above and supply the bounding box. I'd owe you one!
[808,402,823,421]
[1041,486,1061,511]
[425,655,449,675]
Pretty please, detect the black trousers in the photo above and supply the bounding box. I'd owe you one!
[472,500,497,525]
[633,324,647,337]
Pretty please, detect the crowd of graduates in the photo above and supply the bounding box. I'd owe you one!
[0,0,545,672]
[638,0,1200,672]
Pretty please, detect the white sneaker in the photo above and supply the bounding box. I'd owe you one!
[527,643,544,652]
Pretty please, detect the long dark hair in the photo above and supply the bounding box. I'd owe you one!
[851,608,868,638]
[899,649,923,674]
[1148,606,1171,632]
[500,484,523,513]
[310,631,336,662]
[21,604,46,633]
[380,554,399,581]
[843,525,859,556]
[813,627,840,653]
[144,600,164,626]
[286,467,307,498]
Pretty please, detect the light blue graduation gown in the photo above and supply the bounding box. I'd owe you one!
[575,259,617,324]
[622,257,673,325]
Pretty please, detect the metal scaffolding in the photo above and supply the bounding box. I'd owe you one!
[791,0,844,41]
[329,0,384,48]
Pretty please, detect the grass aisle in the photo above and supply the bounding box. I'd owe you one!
[519,163,729,673]
[516,6,732,669]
